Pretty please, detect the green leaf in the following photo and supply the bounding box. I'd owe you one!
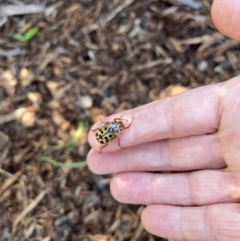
[24,27,39,41]
[13,34,27,42]
[13,27,39,42]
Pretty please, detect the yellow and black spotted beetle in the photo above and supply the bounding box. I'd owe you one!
[91,116,134,153]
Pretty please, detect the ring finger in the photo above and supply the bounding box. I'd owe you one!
[110,169,240,206]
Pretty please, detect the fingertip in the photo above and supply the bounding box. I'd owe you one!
[141,205,182,239]
[87,148,126,174]
[110,173,138,202]
[140,206,148,224]
[211,0,226,35]
[86,148,97,173]
[87,148,108,174]
[87,124,101,151]
[211,0,240,41]
[110,172,154,205]
[110,174,122,202]
[141,206,157,234]
[110,173,139,203]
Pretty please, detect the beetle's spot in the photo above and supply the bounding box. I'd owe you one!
[100,140,104,144]
[104,127,107,131]
[109,135,112,138]
[108,128,114,133]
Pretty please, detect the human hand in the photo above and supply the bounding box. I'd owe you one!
[87,0,240,240]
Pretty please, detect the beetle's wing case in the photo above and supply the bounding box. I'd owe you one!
[95,122,110,143]
[95,121,124,144]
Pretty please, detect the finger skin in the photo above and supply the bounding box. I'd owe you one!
[141,204,240,241]
[211,0,240,41]
[110,171,240,206]
[87,134,224,175]
[88,82,222,152]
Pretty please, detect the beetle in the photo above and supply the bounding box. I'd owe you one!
[91,116,134,153]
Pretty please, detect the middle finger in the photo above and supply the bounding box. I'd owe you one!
[87,133,224,175]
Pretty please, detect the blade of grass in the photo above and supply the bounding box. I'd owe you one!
[64,121,84,154]
[38,156,87,168]
[42,122,84,155]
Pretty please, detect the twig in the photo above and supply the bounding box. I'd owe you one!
[11,189,48,240]
[0,4,44,16]
[83,0,136,33]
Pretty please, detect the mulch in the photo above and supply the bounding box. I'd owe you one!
[0,0,239,240]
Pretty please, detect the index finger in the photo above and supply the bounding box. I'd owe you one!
[88,82,222,152]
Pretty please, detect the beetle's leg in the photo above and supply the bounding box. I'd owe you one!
[114,116,128,122]
[99,143,108,154]
[99,118,107,124]
[117,138,124,149]
[91,127,100,131]
[91,118,107,131]
[123,117,134,129]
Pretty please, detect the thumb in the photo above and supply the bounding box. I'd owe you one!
[211,0,240,41]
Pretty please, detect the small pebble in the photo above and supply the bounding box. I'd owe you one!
[77,95,92,109]
[198,60,208,72]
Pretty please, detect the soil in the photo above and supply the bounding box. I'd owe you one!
[0,0,240,241]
